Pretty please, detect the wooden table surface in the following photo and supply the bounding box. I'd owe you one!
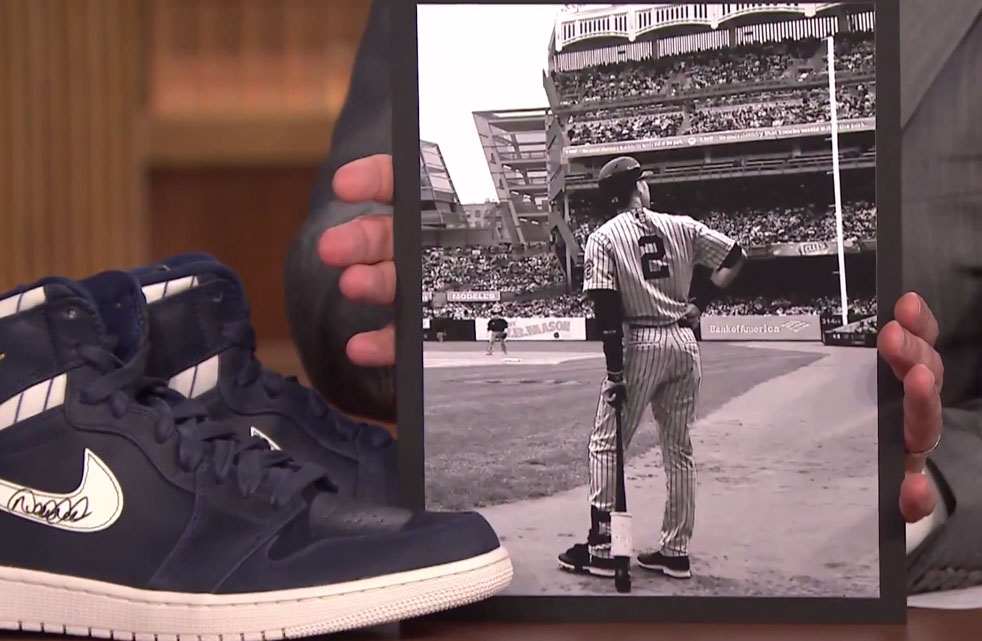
[0,608,974,641]
[397,609,979,640]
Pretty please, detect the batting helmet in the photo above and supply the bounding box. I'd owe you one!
[597,156,653,197]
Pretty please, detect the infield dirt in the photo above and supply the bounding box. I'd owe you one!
[423,341,880,597]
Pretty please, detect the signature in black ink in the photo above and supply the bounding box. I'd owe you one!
[7,490,92,524]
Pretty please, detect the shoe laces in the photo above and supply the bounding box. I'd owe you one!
[220,319,391,448]
[77,341,335,508]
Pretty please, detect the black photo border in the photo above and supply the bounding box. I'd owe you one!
[392,0,905,625]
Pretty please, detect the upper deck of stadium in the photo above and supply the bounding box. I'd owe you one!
[549,3,873,63]
[432,3,874,250]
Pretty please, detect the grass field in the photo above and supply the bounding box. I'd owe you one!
[423,341,823,511]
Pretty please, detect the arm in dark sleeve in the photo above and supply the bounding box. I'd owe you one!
[588,290,624,375]
[283,0,395,423]
[908,398,982,592]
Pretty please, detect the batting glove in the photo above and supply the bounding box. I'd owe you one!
[603,371,627,409]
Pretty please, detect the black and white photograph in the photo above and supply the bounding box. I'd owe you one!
[409,0,889,604]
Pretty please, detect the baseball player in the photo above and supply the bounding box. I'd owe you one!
[486,307,509,355]
[558,156,746,580]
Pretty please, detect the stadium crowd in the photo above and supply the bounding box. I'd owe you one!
[703,294,876,318]
[564,82,874,144]
[567,112,684,145]
[565,200,876,248]
[422,246,566,293]
[820,31,876,75]
[553,33,874,106]
[686,83,875,135]
[696,200,877,246]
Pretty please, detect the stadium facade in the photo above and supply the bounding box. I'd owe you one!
[424,2,878,345]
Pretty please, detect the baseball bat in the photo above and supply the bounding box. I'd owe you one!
[611,402,632,593]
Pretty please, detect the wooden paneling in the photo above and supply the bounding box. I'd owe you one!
[144,0,372,343]
[146,0,369,116]
[0,0,146,286]
[142,113,337,167]
[147,166,320,341]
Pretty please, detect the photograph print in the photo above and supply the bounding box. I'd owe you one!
[405,0,898,617]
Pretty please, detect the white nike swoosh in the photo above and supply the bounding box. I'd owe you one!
[250,427,281,451]
[0,449,123,533]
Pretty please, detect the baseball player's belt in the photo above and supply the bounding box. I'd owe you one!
[627,320,689,330]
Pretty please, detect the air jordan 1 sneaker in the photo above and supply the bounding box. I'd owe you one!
[0,270,512,638]
[132,253,398,505]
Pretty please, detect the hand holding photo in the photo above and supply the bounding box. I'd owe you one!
[392,0,903,624]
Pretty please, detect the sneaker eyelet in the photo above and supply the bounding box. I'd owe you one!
[63,307,78,319]
[212,292,224,303]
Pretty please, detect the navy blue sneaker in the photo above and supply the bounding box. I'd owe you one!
[131,253,398,505]
[0,271,511,638]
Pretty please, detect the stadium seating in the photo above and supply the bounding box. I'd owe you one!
[553,33,873,107]
[422,246,566,293]
[567,200,876,248]
[555,33,875,145]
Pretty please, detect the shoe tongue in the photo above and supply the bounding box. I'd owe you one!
[75,271,149,362]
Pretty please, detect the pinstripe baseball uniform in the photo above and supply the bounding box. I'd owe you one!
[583,207,736,558]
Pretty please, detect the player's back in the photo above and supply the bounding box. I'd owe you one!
[591,208,701,325]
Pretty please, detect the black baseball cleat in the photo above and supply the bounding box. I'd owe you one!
[560,507,619,577]
[0,270,512,638]
[558,543,618,578]
[131,253,398,505]
[637,551,692,579]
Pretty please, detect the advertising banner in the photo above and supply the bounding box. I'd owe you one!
[446,290,501,303]
[700,315,821,342]
[767,239,864,258]
[823,331,876,348]
[475,317,587,341]
[563,118,874,159]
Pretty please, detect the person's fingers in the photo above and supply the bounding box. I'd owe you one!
[878,320,944,391]
[318,215,394,268]
[899,471,938,523]
[346,324,395,368]
[332,154,394,204]
[894,292,939,347]
[903,364,942,471]
[338,262,396,306]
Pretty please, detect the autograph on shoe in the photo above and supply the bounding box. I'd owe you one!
[0,449,123,532]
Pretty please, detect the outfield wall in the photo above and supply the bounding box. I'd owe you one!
[423,314,876,347]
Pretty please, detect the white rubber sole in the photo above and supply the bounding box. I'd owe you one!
[636,561,691,579]
[557,560,616,578]
[0,546,512,640]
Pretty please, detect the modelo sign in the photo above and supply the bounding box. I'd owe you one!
[475,317,586,341]
[699,315,821,342]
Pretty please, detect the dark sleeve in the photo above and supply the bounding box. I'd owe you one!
[282,0,395,423]
[925,400,982,512]
[908,399,982,592]
[589,289,624,374]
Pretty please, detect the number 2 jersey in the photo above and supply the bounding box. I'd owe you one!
[582,207,737,325]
